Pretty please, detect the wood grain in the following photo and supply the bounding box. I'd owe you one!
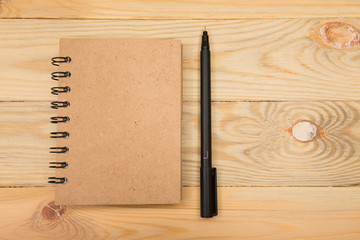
[1,0,360,19]
[184,101,360,186]
[2,101,360,187]
[0,102,55,186]
[1,1,359,238]
[1,19,360,101]
[0,187,359,240]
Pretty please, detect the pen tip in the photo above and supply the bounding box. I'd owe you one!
[203,26,208,35]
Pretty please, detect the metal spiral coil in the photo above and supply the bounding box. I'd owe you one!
[52,56,71,66]
[51,101,70,109]
[51,86,70,95]
[49,57,71,184]
[50,116,70,123]
[48,177,68,184]
[49,162,68,168]
[51,71,71,81]
[50,132,69,138]
[50,147,69,153]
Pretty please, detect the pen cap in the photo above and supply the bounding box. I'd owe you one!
[200,167,218,218]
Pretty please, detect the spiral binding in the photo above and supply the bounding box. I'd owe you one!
[50,146,69,153]
[49,56,71,184]
[48,177,68,184]
[50,132,69,138]
[51,86,70,95]
[51,101,70,109]
[49,162,68,168]
[52,56,71,66]
[51,116,70,123]
[51,71,71,81]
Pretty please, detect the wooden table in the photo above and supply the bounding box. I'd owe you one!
[1,1,360,239]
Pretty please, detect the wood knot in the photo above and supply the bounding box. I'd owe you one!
[287,120,325,143]
[291,121,317,142]
[311,21,360,49]
[41,201,67,221]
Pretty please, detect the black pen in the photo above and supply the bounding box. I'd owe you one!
[200,29,218,218]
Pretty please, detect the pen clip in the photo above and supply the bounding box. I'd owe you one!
[212,167,218,216]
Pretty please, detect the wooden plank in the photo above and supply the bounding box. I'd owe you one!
[0,102,55,187]
[0,19,360,101]
[1,0,360,19]
[0,187,359,239]
[185,101,360,187]
[2,101,360,187]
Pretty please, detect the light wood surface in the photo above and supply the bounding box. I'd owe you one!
[0,187,359,240]
[2,101,360,187]
[1,0,360,19]
[184,101,360,186]
[0,102,55,187]
[1,1,360,239]
[0,19,360,101]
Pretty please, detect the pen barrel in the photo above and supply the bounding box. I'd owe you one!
[200,31,218,218]
[201,49,211,168]
[200,166,213,218]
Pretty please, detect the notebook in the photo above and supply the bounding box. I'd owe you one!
[50,39,182,205]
